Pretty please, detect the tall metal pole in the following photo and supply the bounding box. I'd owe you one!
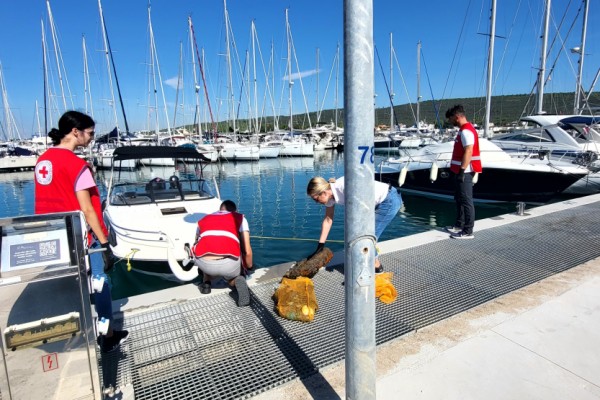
[536,0,551,115]
[574,0,588,114]
[484,0,497,139]
[344,0,376,398]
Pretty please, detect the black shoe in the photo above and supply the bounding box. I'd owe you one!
[375,264,384,274]
[234,276,250,307]
[200,282,211,294]
[98,329,129,353]
[451,231,474,239]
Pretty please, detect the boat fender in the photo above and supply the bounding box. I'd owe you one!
[167,247,200,281]
[472,172,479,184]
[398,165,408,187]
[429,162,438,182]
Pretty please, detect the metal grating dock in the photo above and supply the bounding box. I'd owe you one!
[99,201,600,399]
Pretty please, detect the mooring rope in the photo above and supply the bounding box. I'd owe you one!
[250,235,344,243]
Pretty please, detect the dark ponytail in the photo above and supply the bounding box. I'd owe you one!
[48,111,95,146]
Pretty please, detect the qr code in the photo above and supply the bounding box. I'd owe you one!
[40,241,58,257]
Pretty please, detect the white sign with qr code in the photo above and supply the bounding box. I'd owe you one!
[1,229,71,272]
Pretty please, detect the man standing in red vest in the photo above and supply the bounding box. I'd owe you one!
[445,105,482,239]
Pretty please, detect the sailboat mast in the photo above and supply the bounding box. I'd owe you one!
[189,16,217,134]
[82,35,94,118]
[46,0,69,112]
[224,0,236,134]
[188,17,201,136]
[146,3,172,137]
[416,40,421,129]
[536,0,551,115]
[389,33,394,132]
[41,20,49,133]
[251,21,259,133]
[286,8,293,133]
[316,47,320,123]
[271,41,278,131]
[35,100,42,139]
[574,0,588,114]
[0,63,13,140]
[335,42,339,129]
[97,0,119,133]
[483,0,497,139]
[173,41,183,130]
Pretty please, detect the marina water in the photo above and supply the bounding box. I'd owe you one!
[1,150,520,298]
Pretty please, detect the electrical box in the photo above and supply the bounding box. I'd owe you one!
[0,212,101,400]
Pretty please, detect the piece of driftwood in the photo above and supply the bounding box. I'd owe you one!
[284,247,333,279]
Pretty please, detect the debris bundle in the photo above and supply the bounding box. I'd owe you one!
[273,246,333,322]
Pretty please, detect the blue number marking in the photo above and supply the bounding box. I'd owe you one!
[358,146,369,164]
[357,146,375,164]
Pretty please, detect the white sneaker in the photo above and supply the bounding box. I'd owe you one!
[445,226,462,234]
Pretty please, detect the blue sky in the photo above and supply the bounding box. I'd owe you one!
[0,0,598,136]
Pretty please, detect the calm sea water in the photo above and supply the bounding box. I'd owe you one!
[1,150,521,298]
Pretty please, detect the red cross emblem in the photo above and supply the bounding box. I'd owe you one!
[35,160,53,185]
[39,166,49,178]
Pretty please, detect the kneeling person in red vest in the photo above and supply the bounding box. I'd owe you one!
[192,200,253,306]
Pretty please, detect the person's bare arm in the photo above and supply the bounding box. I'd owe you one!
[318,205,335,243]
[76,189,108,243]
[461,144,474,169]
[240,230,253,268]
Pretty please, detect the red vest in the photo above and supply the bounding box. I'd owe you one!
[450,122,482,174]
[193,211,244,258]
[34,148,108,238]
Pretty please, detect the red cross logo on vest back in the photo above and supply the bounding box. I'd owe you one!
[35,160,53,185]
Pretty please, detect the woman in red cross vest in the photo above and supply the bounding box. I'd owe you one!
[34,111,128,352]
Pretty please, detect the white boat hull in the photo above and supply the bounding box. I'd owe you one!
[0,155,37,171]
[279,142,314,157]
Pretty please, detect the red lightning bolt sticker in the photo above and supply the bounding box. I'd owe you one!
[42,353,59,372]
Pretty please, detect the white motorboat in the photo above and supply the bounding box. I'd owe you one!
[491,115,583,156]
[375,139,589,203]
[103,146,222,281]
[0,143,37,171]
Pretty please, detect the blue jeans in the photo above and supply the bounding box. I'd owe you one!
[89,242,114,326]
[374,187,402,257]
[454,172,475,234]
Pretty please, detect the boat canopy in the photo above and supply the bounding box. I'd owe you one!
[559,116,600,126]
[112,145,211,162]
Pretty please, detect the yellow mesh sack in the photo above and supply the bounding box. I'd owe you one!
[375,272,397,304]
[273,277,318,322]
